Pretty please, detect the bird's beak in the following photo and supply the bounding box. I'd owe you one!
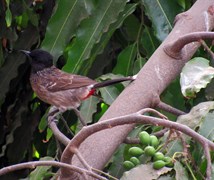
[19,50,31,56]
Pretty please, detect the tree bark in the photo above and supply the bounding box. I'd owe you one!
[61,0,214,179]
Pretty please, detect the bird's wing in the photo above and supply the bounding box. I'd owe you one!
[43,68,96,92]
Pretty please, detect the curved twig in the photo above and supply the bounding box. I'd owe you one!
[157,101,186,116]
[0,160,107,180]
[48,116,70,146]
[164,32,214,59]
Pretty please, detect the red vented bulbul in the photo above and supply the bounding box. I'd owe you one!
[21,49,136,116]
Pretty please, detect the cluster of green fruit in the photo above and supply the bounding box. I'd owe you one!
[123,131,174,170]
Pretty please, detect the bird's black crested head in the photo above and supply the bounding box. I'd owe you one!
[21,49,53,73]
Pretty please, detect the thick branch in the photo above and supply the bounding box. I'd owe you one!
[70,1,214,179]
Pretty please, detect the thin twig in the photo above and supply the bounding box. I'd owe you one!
[200,39,214,62]
[204,142,212,180]
[0,161,107,180]
[175,131,188,155]
[73,108,87,126]
[60,114,75,136]
[124,137,140,144]
[92,167,119,180]
[48,116,70,146]
[153,128,169,137]
[74,149,92,171]
[157,101,186,116]
[164,32,214,59]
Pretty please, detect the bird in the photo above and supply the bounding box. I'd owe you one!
[20,49,136,121]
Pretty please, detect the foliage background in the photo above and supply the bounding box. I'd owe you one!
[2,0,211,179]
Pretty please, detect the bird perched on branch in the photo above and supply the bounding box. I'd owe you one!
[21,49,136,120]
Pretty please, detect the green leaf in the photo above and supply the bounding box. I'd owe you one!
[121,164,172,180]
[26,8,38,27]
[29,156,54,180]
[5,8,12,27]
[113,44,137,76]
[174,161,189,180]
[46,128,53,142]
[198,111,214,141]
[108,144,126,178]
[142,0,181,41]
[141,26,160,57]
[99,86,120,105]
[5,0,12,27]
[0,26,39,105]
[79,3,137,75]
[41,0,90,61]
[177,101,214,129]
[122,14,141,42]
[63,0,128,73]
[176,0,186,9]
[195,111,214,159]
[90,3,137,57]
[180,57,214,98]
[166,102,214,157]
[79,96,100,124]
[38,108,50,132]
[133,57,146,74]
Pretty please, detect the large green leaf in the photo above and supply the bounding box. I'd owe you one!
[174,161,189,180]
[63,0,128,73]
[133,57,146,75]
[177,101,214,129]
[108,144,126,178]
[79,96,100,124]
[180,57,214,98]
[141,26,160,57]
[191,110,214,169]
[29,156,54,180]
[0,26,39,105]
[166,102,214,156]
[79,3,137,75]
[142,0,181,41]
[113,44,137,76]
[41,0,90,61]
[99,86,120,105]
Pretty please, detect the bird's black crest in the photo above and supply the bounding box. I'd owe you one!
[25,49,54,73]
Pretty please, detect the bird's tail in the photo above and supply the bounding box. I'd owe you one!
[92,74,137,89]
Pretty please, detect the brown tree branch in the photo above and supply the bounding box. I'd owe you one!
[48,116,70,146]
[204,142,212,180]
[164,32,214,59]
[157,101,186,116]
[0,161,107,180]
[200,40,214,61]
[153,128,169,137]
[124,137,140,144]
